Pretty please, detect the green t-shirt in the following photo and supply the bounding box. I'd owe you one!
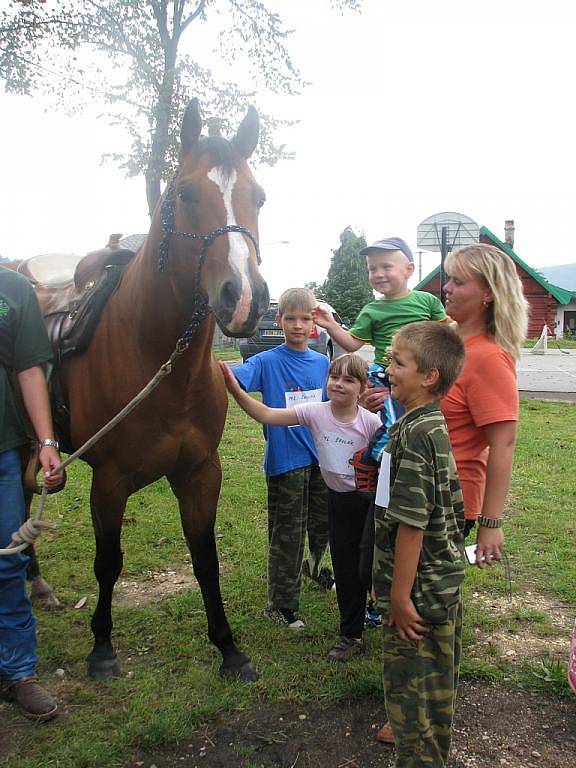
[372,403,466,624]
[0,267,52,453]
[349,290,447,364]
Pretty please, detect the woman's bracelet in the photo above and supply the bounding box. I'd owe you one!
[477,516,503,529]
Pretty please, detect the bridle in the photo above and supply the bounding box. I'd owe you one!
[156,173,261,351]
[158,174,261,273]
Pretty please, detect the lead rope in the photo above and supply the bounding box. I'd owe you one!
[0,329,204,557]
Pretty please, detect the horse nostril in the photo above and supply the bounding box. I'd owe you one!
[221,280,240,311]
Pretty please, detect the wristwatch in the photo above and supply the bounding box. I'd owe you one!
[38,438,59,450]
[477,516,503,529]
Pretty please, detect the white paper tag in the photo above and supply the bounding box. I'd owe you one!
[315,431,365,476]
[285,388,323,407]
[375,452,391,507]
[465,544,485,565]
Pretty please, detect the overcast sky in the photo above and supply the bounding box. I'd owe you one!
[1,0,575,299]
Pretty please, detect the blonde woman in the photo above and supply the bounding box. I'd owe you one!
[440,243,528,565]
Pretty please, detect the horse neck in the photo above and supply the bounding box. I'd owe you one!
[110,223,212,363]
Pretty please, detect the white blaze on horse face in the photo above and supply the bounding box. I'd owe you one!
[207,167,253,328]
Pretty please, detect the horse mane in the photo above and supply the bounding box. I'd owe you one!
[196,135,240,176]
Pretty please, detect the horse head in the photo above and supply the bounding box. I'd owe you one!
[159,99,270,338]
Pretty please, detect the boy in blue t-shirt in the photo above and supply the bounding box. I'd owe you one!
[233,288,332,629]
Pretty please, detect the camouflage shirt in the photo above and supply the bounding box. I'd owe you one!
[373,402,466,624]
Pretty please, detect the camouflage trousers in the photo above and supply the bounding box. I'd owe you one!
[382,599,462,768]
[266,465,329,612]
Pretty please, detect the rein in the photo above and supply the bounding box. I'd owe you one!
[157,174,261,272]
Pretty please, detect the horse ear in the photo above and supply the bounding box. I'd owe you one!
[233,106,259,159]
[180,98,203,154]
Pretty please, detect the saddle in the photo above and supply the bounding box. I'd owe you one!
[19,241,138,454]
[25,245,136,361]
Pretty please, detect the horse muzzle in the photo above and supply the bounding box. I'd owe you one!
[212,278,270,338]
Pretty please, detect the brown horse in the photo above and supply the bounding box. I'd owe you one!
[42,99,269,679]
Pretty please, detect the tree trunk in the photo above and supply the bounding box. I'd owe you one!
[145,40,179,216]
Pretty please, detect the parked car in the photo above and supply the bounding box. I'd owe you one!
[239,301,349,361]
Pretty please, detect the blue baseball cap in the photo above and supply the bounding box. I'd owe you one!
[360,237,414,263]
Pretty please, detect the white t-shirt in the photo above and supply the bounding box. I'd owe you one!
[293,401,381,492]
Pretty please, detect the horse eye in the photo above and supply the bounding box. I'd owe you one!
[178,186,199,205]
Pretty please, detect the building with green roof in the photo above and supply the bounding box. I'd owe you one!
[415,225,576,338]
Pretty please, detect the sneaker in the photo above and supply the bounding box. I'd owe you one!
[364,608,382,629]
[569,618,576,694]
[327,635,365,662]
[6,675,58,722]
[302,561,336,591]
[263,606,305,631]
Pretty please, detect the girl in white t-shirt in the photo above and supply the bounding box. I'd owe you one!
[221,353,381,662]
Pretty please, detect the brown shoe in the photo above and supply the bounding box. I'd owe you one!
[327,635,365,662]
[376,721,395,744]
[8,676,58,722]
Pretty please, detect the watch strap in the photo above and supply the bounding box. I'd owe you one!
[38,438,59,450]
[477,515,503,529]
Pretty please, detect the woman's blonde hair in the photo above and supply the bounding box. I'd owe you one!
[445,244,529,360]
[329,353,369,387]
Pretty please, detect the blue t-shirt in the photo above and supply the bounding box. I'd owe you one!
[233,344,330,477]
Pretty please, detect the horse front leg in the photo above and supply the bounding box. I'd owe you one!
[86,482,126,678]
[169,457,259,682]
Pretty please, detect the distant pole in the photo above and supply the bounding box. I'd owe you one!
[439,226,447,306]
[417,250,423,282]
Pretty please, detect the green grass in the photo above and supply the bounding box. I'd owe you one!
[522,337,576,348]
[213,346,242,361]
[4,398,575,767]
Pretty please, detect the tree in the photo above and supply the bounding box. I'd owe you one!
[319,226,373,323]
[304,281,326,301]
[0,0,362,214]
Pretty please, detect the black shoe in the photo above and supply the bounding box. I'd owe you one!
[302,561,335,591]
[327,636,365,662]
[263,606,305,630]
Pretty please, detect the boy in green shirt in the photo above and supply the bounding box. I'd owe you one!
[315,238,449,627]
[312,237,447,369]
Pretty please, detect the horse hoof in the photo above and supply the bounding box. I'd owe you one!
[29,578,62,609]
[87,656,122,679]
[30,590,62,609]
[219,659,259,683]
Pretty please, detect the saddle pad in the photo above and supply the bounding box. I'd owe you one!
[20,253,83,287]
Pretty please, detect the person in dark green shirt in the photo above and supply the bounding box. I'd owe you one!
[0,266,63,722]
[372,321,466,767]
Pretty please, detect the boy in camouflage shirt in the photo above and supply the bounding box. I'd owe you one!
[372,322,466,767]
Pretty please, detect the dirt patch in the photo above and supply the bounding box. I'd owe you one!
[117,680,576,768]
[468,592,571,665]
[2,680,575,767]
[115,565,199,608]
